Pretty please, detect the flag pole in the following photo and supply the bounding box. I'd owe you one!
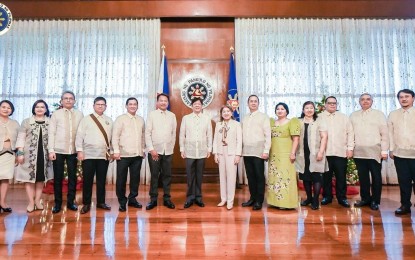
[229,46,241,189]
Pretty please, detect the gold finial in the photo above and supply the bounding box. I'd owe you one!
[230,46,234,53]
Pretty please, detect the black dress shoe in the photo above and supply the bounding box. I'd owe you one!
[311,202,320,210]
[80,205,91,214]
[354,200,370,207]
[52,205,61,214]
[184,201,193,208]
[67,203,78,211]
[195,200,205,207]
[146,201,157,210]
[253,202,262,210]
[321,198,332,205]
[395,206,411,215]
[128,201,143,208]
[0,206,12,213]
[370,202,379,211]
[242,199,255,207]
[300,198,312,206]
[97,203,111,210]
[163,200,175,209]
[119,205,127,212]
[339,199,351,208]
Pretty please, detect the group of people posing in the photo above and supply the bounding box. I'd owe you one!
[0,89,414,216]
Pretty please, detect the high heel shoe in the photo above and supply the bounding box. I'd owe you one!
[217,201,226,207]
[27,204,35,213]
[35,201,44,210]
[0,205,12,213]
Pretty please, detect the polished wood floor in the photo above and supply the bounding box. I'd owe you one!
[0,183,415,259]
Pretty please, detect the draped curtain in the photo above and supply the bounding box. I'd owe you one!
[235,18,415,184]
[0,19,161,184]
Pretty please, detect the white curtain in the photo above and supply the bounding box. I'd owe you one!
[0,19,161,184]
[235,18,415,184]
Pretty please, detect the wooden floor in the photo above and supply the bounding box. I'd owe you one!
[1,184,415,259]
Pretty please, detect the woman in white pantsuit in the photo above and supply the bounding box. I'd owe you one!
[213,105,242,210]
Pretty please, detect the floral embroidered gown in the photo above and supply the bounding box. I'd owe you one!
[267,117,300,208]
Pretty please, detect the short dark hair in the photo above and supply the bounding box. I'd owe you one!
[219,105,234,122]
[275,102,289,115]
[94,96,107,104]
[191,98,203,106]
[300,101,317,121]
[125,97,138,105]
[247,94,259,103]
[397,89,415,99]
[61,90,76,100]
[359,93,372,100]
[325,96,337,103]
[157,93,170,102]
[32,99,50,117]
[0,100,15,116]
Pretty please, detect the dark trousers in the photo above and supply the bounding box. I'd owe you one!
[393,156,415,208]
[354,158,382,204]
[53,153,78,206]
[148,154,172,202]
[244,156,265,204]
[82,159,109,205]
[323,156,348,201]
[116,156,143,205]
[185,158,205,203]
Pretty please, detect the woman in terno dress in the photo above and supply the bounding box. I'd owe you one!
[16,100,53,212]
[295,101,328,210]
[0,100,20,213]
[267,102,300,209]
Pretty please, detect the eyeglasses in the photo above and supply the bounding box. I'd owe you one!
[95,104,106,107]
[326,102,337,105]
[62,97,75,101]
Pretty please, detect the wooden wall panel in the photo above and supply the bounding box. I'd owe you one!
[162,19,234,182]
[3,1,415,19]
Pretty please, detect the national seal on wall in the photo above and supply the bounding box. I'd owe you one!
[180,77,214,109]
[0,3,12,36]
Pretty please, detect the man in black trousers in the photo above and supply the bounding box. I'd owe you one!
[76,97,113,214]
[145,93,177,210]
[112,97,145,212]
[350,93,389,211]
[388,89,415,215]
[241,95,271,210]
[319,96,355,208]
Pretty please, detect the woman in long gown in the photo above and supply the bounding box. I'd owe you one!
[295,101,328,210]
[267,102,300,209]
[16,100,53,212]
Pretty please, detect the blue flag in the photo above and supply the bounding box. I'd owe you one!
[158,49,170,110]
[227,53,240,121]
